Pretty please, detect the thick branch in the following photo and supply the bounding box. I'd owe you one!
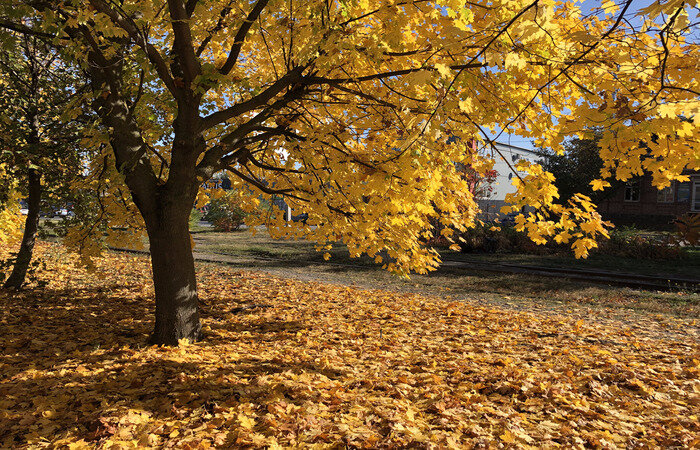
[0,19,55,39]
[307,63,485,85]
[87,0,178,96]
[226,165,295,196]
[196,86,307,179]
[200,66,304,130]
[185,0,198,16]
[167,0,201,81]
[247,154,304,174]
[218,0,270,75]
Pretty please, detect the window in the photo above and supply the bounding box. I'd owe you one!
[657,183,674,203]
[624,179,641,202]
[693,181,700,212]
[677,182,691,202]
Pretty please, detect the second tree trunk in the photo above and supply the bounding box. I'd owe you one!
[4,169,42,289]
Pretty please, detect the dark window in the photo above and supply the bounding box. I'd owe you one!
[657,183,674,203]
[677,182,690,202]
[624,179,640,202]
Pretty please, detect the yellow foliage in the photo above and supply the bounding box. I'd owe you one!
[21,0,700,269]
[0,193,23,249]
[0,165,23,249]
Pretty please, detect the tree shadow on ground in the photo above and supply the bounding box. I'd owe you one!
[429,266,605,295]
[0,285,347,446]
[0,354,343,446]
[317,263,610,297]
[201,250,617,297]
[0,285,153,375]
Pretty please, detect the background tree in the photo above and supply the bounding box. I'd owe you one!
[2,0,697,344]
[541,131,622,205]
[0,29,83,288]
[202,191,248,232]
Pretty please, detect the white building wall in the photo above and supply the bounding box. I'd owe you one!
[477,142,541,219]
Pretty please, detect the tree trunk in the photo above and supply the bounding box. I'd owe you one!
[4,169,41,289]
[145,203,201,346]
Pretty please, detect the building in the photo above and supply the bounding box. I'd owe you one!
[476,142,542,219]
[598,171,700,228]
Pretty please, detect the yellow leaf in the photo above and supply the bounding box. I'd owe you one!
[602,0,618,14]
[590,179,611,191]
[458,98,473,113]
[500,430,516,443]
[238,412,255,429]
[434,63,451,78]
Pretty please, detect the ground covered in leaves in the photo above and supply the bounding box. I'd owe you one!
[1,244,698,448]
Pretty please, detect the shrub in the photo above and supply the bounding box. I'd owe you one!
[438,222,686,261]
[595,226,683,260]
[203,192,247,232]
[673,213,700,246]
[456,222,543,254]
[189,208,202,228]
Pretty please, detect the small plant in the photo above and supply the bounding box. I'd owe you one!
[203,192,248,232]
[673,213,700,246]
[456,222,544,254]
[189,208,203,229]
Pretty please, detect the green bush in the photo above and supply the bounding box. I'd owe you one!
[189,208,202,228]
[203,192,247,232]
[456,222,542,254]
[594,226,683,260]
[435,222,686,261]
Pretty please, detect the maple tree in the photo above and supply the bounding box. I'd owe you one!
[1,0,697,344]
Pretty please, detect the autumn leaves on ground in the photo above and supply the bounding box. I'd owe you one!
[0,244,698,449]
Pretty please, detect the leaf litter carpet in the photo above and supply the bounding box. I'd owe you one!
[0,244,698,448]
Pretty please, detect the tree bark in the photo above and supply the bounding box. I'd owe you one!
[145,202,201,346]
[4,169,41,289]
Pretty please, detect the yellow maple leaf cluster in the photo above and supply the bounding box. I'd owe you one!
[22,0,695,273]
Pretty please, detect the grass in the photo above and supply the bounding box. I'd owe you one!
[191,229,700,321]
[35,219,699,319]
[192,228,700,279]
[441,250,700,280]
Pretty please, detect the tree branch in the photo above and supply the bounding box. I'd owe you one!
[185,0,198,16]
[218,0,270,75]
[200,65,304,130]
[88,0,178,96]
[167,0,201,82]
[196,86,307,179]
[306,63,485,85]
[195,4,232,56]
[226,165,296,196]
[0,19,55,39]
